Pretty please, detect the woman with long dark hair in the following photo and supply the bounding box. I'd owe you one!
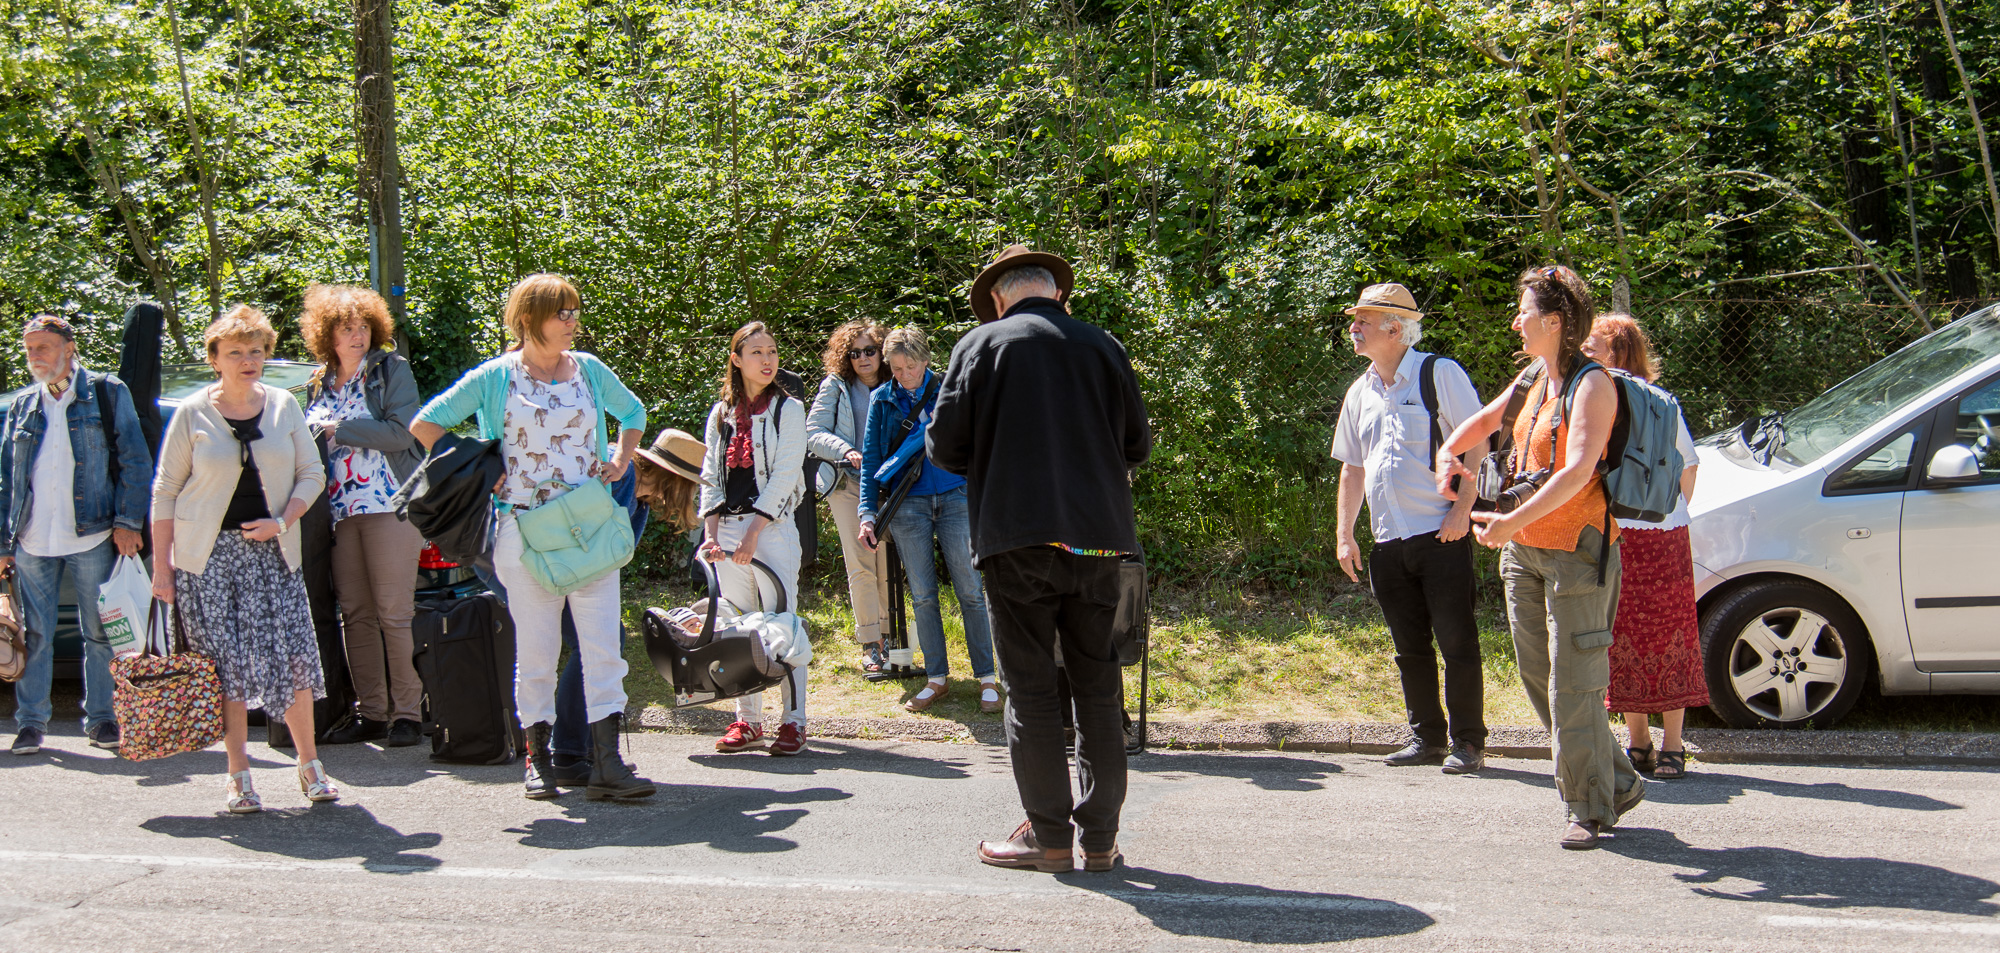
[1435,265,1646,850]
[700,321,811,756]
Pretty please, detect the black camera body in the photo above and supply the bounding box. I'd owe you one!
[1475,449,1550,514]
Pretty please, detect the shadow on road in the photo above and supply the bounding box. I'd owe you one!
[1641,772,1962,811]
[0,739,293,788]
[1129,752,1343,791]
[140,804,443,870]
[688,740,972,779]
[514,785,852,854]
[1606,829,2000,916]
[1059,866,1434,943]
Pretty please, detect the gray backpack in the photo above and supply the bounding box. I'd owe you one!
[1555,360,1687,524]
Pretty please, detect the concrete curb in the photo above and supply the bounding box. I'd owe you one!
[633,705,2000,767]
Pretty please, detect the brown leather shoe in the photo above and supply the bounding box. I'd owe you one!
[978,820,1073,872]
[1082,845,1121,872]
[905,681,948,713]
[1560,820,1603,850]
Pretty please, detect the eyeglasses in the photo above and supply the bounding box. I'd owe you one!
[552,309,581,323]
[847,346,879,360]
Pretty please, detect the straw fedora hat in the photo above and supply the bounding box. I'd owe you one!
[1343,282,1424,321]
[633,428,710,487]
[969,245,1075,324]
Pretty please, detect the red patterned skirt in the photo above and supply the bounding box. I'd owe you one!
[1607,525,1710,713]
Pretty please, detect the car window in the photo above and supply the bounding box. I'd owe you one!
[1943,376,2000,484]
[1776,307,2000,467]
[1826,428,1919,494]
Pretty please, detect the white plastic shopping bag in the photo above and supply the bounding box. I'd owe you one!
[98,555,151,657]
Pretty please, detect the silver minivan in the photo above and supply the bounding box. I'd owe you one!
[1689,305,2000,728]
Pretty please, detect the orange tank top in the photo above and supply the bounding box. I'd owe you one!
[1510,373,1620,552]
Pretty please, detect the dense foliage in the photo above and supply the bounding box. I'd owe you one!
[4,0,1997,578]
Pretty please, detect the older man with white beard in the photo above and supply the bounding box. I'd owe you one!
[0,314,152,755]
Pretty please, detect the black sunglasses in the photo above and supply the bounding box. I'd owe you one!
[848,346,879,360]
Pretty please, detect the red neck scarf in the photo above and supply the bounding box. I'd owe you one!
[726,391,774,469]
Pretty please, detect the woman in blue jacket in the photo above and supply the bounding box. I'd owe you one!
[856,327,999,714]
[410,274,654,802]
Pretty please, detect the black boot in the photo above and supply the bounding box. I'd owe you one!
[586,713,655,800]
[524,722,558,800]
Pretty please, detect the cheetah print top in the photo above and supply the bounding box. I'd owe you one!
[500,360,598,507]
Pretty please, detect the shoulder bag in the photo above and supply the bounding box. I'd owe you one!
[0,568,25,682]
[515,477,636,596]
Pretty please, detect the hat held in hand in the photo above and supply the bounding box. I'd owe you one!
[969,245,1075,324]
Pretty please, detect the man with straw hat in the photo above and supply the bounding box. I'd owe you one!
[929,245,1151,873]
[1330,282,1489,775]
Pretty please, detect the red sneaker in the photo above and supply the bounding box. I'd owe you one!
[769,722,806,756]
[716,721,764,753]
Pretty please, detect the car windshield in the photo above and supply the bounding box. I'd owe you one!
[160,361,318,402]
[1773,306,2000,466]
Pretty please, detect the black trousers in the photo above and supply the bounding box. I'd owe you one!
[1368,533,1486,749]
[983,546,1125,852]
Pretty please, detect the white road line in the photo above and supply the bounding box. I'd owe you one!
[1767,915,2000,937]
[0,849,1450,916]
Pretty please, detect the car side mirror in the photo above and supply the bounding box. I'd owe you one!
[1925,443,1981,484]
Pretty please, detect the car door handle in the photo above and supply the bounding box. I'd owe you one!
[1846,528,1870,539]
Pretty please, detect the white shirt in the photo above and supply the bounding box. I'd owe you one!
[20,363,112,558]
[1618,412,1699,531]
[1331,349,1483,543]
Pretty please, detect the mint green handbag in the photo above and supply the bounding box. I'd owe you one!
[514,477,635,596]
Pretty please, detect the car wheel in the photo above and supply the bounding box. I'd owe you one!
[1701,579,1873,729]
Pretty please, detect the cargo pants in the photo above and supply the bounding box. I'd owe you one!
[1500,525,1645,826]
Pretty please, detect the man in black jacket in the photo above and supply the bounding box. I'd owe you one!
[928,245,1151,873]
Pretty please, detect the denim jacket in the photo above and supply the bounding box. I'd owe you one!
[0,365,154,557]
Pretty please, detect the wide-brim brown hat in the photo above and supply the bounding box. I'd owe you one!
[969,245,1075,324]
[633,428,710,487]
[1343,282,1424,321]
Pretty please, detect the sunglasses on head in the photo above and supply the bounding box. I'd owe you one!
[848,346,879,360]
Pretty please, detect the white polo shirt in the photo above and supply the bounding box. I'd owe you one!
[21,364,112,559]
[1331,349,1483,543]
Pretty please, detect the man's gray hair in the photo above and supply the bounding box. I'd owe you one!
[881,325,932,367]
[1385,312,1423,348]
[993,265,1059,303]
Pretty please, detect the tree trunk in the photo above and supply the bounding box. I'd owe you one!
[356,0,408,348]
[1933,0,2000,271]
[1917,4,1983,304]
[163,0,224,323]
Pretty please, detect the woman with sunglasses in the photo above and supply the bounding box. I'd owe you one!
[1433,265,1646,850]
[151,306,334,813]
[806,321,894,675]
[411,274,655,801]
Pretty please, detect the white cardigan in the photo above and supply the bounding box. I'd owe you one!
[151,382,326,574]
[698,396,806,522]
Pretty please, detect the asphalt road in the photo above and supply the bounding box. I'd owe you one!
[0,727,1996,952]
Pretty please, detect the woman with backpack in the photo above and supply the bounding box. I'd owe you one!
[1584,314,1706,780]
[855,327,999,715]
[1433,265,1646,850]
[806,320,895,676]
[409,273,655,802]
[700,321,811,756]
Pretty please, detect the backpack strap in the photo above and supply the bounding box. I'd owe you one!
[1419,354,1442,472]
[1551,358,1617,585]
[1494,360,1545,457]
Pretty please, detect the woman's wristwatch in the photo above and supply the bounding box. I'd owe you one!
[274,516,289,536]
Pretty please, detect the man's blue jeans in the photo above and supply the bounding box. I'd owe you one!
[12,539,118,732]
[887,486,995,680]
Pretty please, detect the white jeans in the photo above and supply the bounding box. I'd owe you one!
[713,514,806,726]
[494,515,629,726]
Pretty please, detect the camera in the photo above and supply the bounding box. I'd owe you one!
[1475,450,1550,514]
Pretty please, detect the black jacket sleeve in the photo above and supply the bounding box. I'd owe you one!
[926,342,977,477]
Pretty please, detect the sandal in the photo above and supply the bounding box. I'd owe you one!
[1626,746,1656,778]
[298,758,341,802]
[860,641,885,675]
[905,680,948,712]
[1654,749,1687,780]
[225,770,262,814]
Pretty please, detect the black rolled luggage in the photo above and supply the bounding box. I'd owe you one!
[411,591,522,764]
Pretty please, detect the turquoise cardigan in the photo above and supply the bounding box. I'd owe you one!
[414,351,646,460]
